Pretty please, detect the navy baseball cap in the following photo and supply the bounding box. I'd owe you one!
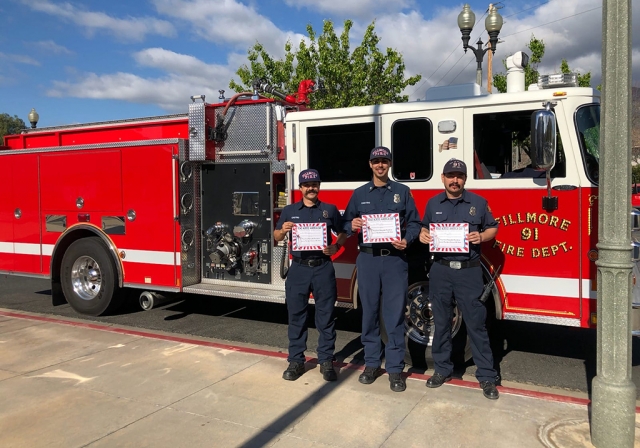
[299,169,321,184]
[370,146,392,161]
[443,158,467,175]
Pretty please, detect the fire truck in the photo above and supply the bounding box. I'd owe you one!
[2,53,639,365]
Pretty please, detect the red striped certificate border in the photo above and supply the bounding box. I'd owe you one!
[362,213,401,243]
[430,222,469,252]
[292,222,327,251]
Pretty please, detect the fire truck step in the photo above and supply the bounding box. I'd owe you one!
[183,283,286,304]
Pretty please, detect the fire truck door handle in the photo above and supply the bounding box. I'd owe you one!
[14,208,21,219]
[552,185,577,191]
[266,105,272,150]
[287,164,295,193]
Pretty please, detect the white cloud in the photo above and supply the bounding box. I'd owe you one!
[42,0,640,110]
[23,0,176,41]
[283,0,414,17]
[151,0,305,55]
[0,52,40,66]
[47,48,237,111]
[33,40,74,55]
[372,0,639,98]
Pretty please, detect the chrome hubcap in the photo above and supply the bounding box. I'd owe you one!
[71,256,102,301]
[405,282,462,346]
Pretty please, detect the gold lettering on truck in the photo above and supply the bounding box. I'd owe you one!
[494,211,573,259]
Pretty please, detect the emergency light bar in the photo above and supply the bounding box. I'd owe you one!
[538,73,578,89]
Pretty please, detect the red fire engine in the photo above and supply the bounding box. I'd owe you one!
[2,54,639,365]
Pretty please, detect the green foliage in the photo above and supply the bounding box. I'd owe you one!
[525,36,545,88]
[0,113,26,141]
[493,73,506,93]
[583,127,600,158]
[493,35,544,93]
[493,35,591,92]
[633,164,640,185]
[560,59,591,87]
[230,20,422,109]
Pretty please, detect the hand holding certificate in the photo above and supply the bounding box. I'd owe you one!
[292,223,327,251]
[429,223,469,253]
[362,213,401,243]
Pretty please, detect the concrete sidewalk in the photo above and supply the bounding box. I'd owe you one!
[0,309,638,448]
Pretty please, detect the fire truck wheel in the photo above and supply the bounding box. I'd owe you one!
[60,237,123,316]
[380,281,472,369]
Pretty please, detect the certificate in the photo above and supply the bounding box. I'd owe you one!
[429,223,469,253]
[292,223,327,251]
[362,213,401,243]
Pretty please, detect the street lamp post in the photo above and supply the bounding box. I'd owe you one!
[28,108,39,129]
[457,3,503,88]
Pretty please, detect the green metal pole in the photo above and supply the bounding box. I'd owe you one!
[591,0,635,446]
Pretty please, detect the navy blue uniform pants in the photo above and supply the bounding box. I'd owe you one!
[285,260,337,364]
[356,252,407,373]
[429,262,496,382]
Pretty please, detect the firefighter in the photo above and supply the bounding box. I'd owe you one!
[419,158,500,400]
[343,146,421,392]
[274,169,347,382]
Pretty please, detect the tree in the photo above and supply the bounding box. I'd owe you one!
[0,113,26,141]
[230,20,422,109]
[493,35,592,93]
[493,35,545,93]
[559,59,591,87]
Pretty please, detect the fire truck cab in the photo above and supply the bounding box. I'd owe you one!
[1,58,638,365]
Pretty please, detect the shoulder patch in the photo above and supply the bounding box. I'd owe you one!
[487,204,492,213]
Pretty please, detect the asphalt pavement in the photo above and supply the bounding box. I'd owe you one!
[3,275,640,399]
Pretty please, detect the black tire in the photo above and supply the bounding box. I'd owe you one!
[60,237,123,316]
[380,280,472,369]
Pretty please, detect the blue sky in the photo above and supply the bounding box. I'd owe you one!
[1,0,638,128]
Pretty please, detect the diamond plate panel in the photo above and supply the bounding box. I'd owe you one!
[188,102,206,161]
[179,156,201,287]
[503,312,581,327]
[271,245,287,288]
[214,103,278,163]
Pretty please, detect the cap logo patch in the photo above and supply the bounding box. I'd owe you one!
[372,148,388,157]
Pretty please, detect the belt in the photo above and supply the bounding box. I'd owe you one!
[436,259,481,269]
[359,246,403,257]
[292,257,330,267]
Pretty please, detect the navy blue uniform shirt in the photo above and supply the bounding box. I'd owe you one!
[276,200,343,259]
[343,180,421,249]
[422,189,498,261]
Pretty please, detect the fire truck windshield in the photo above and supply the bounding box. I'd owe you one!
[575,104,600,184]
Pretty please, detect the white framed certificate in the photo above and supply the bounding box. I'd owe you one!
[362,213,401,243]
[429,223,469,252]
[292,223,327,251]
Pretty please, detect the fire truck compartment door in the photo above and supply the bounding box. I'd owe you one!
[40,151,123,212]
[0,153,42,274]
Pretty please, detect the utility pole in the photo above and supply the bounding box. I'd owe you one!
[591,0,635,446]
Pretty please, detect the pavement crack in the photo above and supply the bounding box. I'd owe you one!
[379,390,427,447]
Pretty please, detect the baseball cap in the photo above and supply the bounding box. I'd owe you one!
[443,158,467,175]
[299,169,321,184]
[369,146,392,161]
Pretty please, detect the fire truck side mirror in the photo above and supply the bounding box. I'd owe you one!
[531,104,557,171]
